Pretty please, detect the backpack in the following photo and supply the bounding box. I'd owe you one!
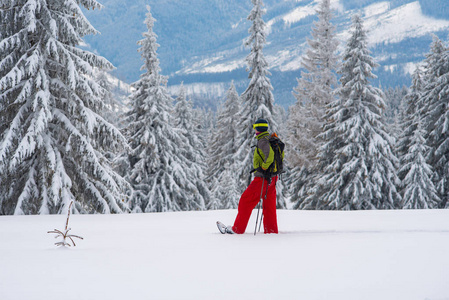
[257,133,285,177]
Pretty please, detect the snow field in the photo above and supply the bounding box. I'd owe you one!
[1,209,449,300]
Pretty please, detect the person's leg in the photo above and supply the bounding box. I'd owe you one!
[232,177,266,234]
[263,177,278,234]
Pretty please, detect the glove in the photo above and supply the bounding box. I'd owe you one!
[256,167,270,178]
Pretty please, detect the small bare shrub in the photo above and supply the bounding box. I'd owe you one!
[48,201,84,247]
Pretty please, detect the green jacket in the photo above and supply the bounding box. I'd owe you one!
[253,131,274,177]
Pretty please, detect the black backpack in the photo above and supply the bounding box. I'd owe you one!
[257,133,285,177]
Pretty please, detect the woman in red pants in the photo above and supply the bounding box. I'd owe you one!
[232,175,278,234]
[218,118,280,234]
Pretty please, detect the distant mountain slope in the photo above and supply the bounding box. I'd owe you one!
[84,0,449,108]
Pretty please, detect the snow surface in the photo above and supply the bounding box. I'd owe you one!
[1,209,449,300]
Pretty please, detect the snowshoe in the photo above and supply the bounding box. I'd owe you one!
[216,221,227,234]
[216,221,234,234]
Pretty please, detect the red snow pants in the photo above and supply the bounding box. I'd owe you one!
[232,176,278,234]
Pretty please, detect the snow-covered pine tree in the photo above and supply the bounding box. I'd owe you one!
[289,0,339,168]
[174,83,196,158]
[397,68,424,179]
[286,102,318,209]
[207,82,241,209]
[173,83,210,209]
[193,107,216,207]
[308,15,401,210]
[236,0,277,191]
[287,0,339,209]
[420,35,449,208]
[0,0,129,215]
[123,6,205,213]
[399,114,441,209]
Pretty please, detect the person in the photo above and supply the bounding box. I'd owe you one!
[222,118,279,234]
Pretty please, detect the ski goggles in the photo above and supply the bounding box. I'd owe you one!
[253,123,269,130]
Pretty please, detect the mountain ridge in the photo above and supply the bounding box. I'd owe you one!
[83,0,449,108]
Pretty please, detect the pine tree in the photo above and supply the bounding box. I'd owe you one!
[207,82,241,209]
[289,0,339,167]
[287,0,339,209]
[0,0,129,215]
[236,0,277,191]
[173,84,210,209]
[397,68,424,180]
[174,83,197,159]
[420,35,449,208]
[123,6,205,213]
[308,15,401,210]
[400,115,441,209]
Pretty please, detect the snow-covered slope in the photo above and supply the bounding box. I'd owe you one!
[180,1,449,74]
[357,1,449,45]
[1,209,449,300]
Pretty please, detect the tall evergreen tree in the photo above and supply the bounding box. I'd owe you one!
[289,0,339,168]
[307,15,401,210]
[0,0,129,215]
[173,84,210,209]
[420,35,449,208]
[399,115,441,209]
[288,0,339,209]
[207,82,242,209]
[398,66,440,210]
[174,84,197,159]
[123,6,205,213]
[236,0,277,191]
[397,68,424,179]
